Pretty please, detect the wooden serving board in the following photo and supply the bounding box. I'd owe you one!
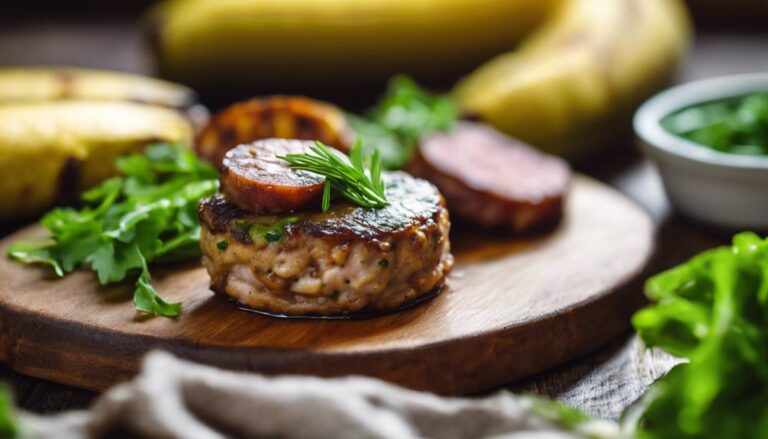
[0,176,654,395]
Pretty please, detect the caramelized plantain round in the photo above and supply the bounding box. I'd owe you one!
[196,96,354,168]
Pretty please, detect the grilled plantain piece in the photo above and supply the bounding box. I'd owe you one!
[0,67,197,110]
[196,96,354,168]
[0,101,192,220]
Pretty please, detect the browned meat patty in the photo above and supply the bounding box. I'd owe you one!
[199,171,453,316]
[221,140,325,214]
[196,96,354,167]
[410,122,571,232]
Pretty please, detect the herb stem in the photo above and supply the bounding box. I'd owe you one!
[280,140,389,211]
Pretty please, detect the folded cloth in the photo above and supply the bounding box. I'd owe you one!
[19,352,619,439]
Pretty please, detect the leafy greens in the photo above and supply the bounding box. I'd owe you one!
[0,384,19,439]
[662,93,768,156]
[631,232,768,438]
[348,75,458,170]
[8,143,218,318]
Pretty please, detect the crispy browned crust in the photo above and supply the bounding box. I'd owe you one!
[220,140,325,214]
[409,122,571,232]
[198,171,453,316]
[200,171,446,245]
[196,95,355,167]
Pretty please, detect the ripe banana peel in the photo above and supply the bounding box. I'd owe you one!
[151,0,689,159]
[0,67,198,220]
[454,0,692,159]
[0,67,196,110]
[148,0,559,89]
[0,101,192,220]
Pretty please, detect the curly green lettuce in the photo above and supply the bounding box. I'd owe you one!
[631,232,768,438]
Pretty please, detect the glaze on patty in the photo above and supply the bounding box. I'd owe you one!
[199,171,453,316]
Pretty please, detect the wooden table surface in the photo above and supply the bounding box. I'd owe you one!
[0,17,766,419]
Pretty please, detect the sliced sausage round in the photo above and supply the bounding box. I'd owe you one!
[221,139,325,214]
[196,96,354,168]
[409,122,571,232]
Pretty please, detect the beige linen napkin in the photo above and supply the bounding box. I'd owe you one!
[18,352,619,439]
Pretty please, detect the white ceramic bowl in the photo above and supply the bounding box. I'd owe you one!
[634,73,768,230]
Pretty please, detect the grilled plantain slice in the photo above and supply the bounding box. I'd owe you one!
[0,101,192,220]
[0,67,197,110]
[196,96,354,168]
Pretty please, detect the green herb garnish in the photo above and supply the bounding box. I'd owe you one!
[348,75,458,169]
[523,395,591,432]
[0,383,20,439]
[280,139,388,212]
[630,231,768,438]
[248,217,300,243]
[662,92,768,156]
[7,143,218,318]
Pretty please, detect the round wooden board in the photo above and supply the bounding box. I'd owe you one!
[0,176,654,395]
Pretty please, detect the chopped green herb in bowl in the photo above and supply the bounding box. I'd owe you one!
[662,92,768,156]
[635,74,768,229]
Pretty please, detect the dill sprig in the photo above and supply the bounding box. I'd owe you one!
[279,139,389,212]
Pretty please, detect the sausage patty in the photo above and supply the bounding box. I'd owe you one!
[410,122,571,232]
[199,171,453,316]
[196,96,354,167]
[221,140,325,214]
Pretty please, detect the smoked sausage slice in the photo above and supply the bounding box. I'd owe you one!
[221,139,325,214]
[410,122,571,232]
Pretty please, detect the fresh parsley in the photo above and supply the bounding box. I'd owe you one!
[7,143,218,318]
[248,217,300,243]
[348,75,458,169]
[279,140,388,212]
[0,383,19,439]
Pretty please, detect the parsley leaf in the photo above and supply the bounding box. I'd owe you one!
[7,238,63,277]
[349,75,458,170]
[134,250,181,317]
[0,383,20,438]
[7,143,217,318]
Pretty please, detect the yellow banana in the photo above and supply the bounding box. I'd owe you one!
[149,0,559,89]
[0,67,196,110]
[454,0,692,159]
[0,101,192,220]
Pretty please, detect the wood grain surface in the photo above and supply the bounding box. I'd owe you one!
[0,176,653,395]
